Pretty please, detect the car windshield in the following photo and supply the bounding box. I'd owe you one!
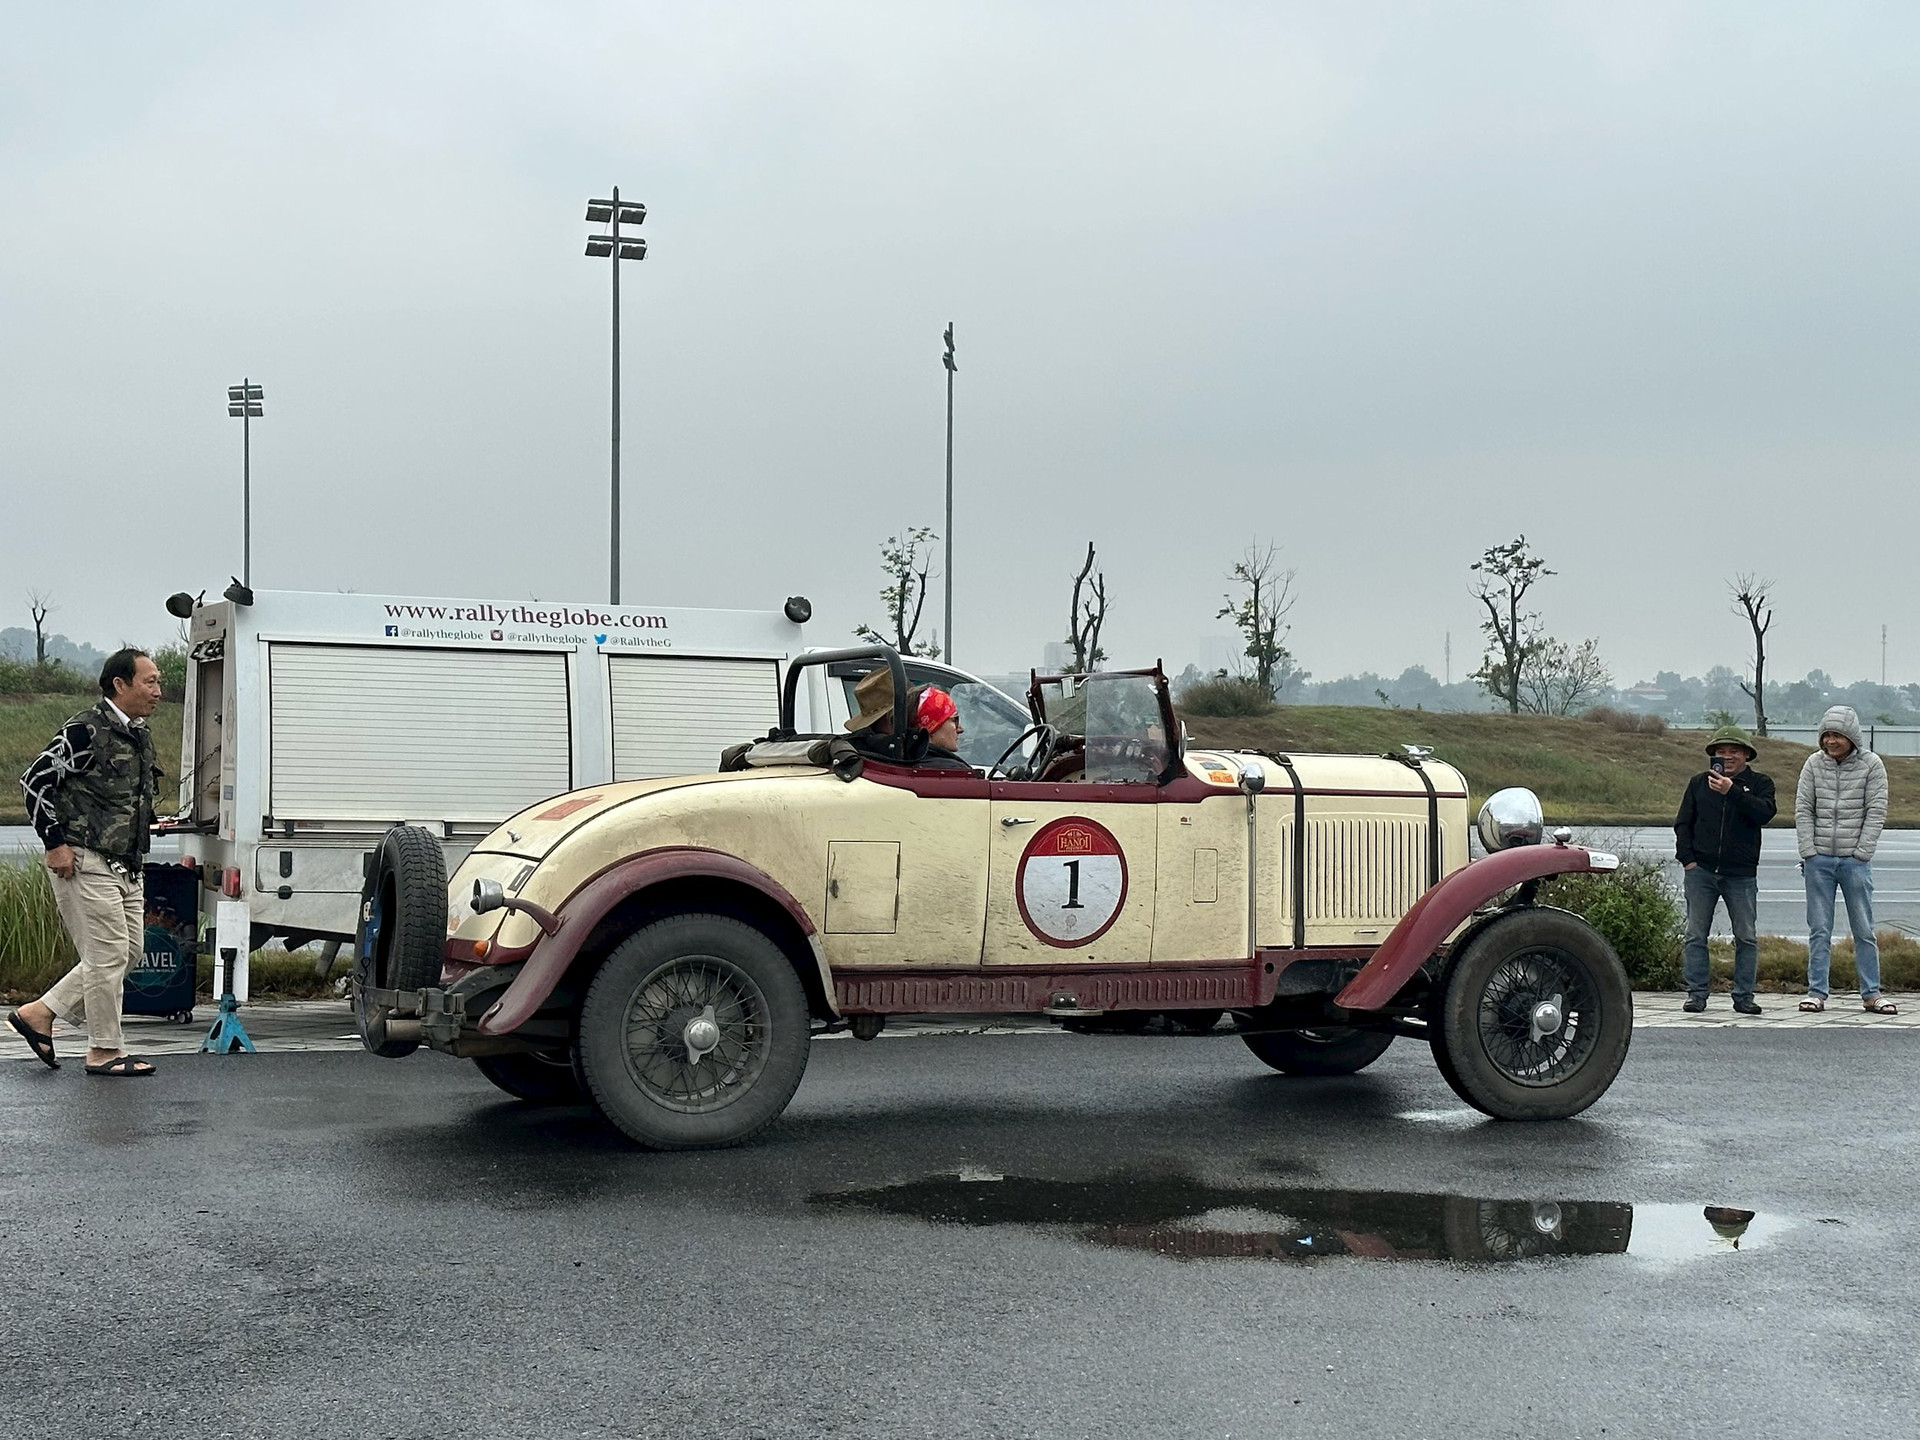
[1035,672,1173,783]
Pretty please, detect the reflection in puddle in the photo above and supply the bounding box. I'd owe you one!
[811,1171,1785,1265]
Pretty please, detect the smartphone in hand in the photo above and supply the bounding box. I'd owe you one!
[1709,757,1725,775]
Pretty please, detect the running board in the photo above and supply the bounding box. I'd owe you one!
[833,963,1279,1015]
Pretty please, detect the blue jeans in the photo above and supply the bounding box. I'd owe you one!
[1804,854,1880,999]
[1683,868,1758,1003]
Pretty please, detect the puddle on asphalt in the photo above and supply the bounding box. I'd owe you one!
[809,1171,1788,1265]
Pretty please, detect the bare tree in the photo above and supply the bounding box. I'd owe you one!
[1065,542,1109,674]
[1519,637,1610,716]
[1469,536,1554,714]
[1730,574,1772,737]
[854,527,942,659]
[26,589,52,667]
[1217,542,1299,697]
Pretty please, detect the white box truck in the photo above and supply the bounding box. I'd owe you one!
[170,588,1032,956]
[174,589,815,951]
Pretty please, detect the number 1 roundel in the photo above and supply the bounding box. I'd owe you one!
[1015,817,1128,948]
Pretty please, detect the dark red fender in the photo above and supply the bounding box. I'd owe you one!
[474,847,818,1036]
[1334,844,1616,1012]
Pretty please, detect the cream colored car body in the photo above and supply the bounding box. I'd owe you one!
[444,746,1471,1013]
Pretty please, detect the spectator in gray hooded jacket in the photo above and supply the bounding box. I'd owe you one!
[1796,705,1896,1014]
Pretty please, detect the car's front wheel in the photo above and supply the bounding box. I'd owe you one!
[1429,908,1631,1120]
[576,914,811,1150]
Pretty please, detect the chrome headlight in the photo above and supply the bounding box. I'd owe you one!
[1478,787,1544,851]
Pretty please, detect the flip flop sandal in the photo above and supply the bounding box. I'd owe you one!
[1797,998,1826,1013]
[83,1055,156,1078]
[1863,997,1899,1015]
[7,1011,59,1069]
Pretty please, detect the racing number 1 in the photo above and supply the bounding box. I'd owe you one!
[1014,817,1125,947]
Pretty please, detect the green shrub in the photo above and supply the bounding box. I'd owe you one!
[1537,852,1683,989]
[1178,676,1276,718]
[0,659,93,697]
[152,644,188,703]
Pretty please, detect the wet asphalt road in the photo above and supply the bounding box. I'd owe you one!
[1,1030,1915,1440]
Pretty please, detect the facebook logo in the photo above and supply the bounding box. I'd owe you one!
[384,625,399,636]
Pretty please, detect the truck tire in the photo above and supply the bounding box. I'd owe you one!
[353,824,446,1059]
[1429,907,1631,1120]
[1243,1027,1394,1075]
[474,1051,585,1104]
[577,914,810,1150]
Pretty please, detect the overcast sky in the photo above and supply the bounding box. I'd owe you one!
[4,2,1916,691]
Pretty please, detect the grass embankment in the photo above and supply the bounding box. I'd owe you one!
[1183,706,1920,827]
[0,694,185,827]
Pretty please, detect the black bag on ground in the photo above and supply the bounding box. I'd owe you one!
[126,862,200,1023]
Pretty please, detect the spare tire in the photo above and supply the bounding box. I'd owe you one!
[353,824,447,1059]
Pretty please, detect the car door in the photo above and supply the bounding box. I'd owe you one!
[982,781,1157,965]
[814,771,991,970]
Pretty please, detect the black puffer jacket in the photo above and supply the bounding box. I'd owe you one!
[1675,767,1777,878]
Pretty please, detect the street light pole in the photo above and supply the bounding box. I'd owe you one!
[226,380,264,586]
[943,323,956,664]
[585,190,648,605]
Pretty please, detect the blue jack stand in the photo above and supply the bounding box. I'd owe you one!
[199,991,255,1053]
[199,945,256,1054]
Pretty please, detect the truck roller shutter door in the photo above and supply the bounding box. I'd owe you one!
[268,644,572,822]
[609,656,781,780]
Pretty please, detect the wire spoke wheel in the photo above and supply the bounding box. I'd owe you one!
[622,955,770,1114]
[578,915,811,1150]
[1473,944,1597,1087]
[1431,908,1632,1120]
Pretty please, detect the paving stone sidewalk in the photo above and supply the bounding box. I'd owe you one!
[8,991,1913,1062]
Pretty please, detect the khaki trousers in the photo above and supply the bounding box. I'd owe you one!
[42,847,144,1050]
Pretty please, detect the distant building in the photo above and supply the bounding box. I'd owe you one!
[1041,641,1075,672]
[1620,682,1667,709]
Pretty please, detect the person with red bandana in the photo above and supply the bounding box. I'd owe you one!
[913,686,971,770]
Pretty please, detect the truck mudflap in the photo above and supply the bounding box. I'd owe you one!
[1334,843,1619,1012]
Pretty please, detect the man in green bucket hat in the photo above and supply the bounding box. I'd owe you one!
[1674,724,1777,1014]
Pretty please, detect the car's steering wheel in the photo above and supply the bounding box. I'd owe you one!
[990,723,1057,781]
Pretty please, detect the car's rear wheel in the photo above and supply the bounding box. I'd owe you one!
[474,1051,585,1104]
[1429,908,1631,1120]
[1170,1008,1225,1034]
[577,914,810,1150]
[1243,1026,1395,1075]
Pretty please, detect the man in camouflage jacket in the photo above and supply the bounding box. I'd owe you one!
[9,649,167,1075]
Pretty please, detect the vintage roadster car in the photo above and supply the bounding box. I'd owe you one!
[354,646,1632,1148]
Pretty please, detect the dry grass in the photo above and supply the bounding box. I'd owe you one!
[1184,705,1920,826]
[1700,930,1920,994]
[0,858,77,997]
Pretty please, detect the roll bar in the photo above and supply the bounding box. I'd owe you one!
[781,644,912,761]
